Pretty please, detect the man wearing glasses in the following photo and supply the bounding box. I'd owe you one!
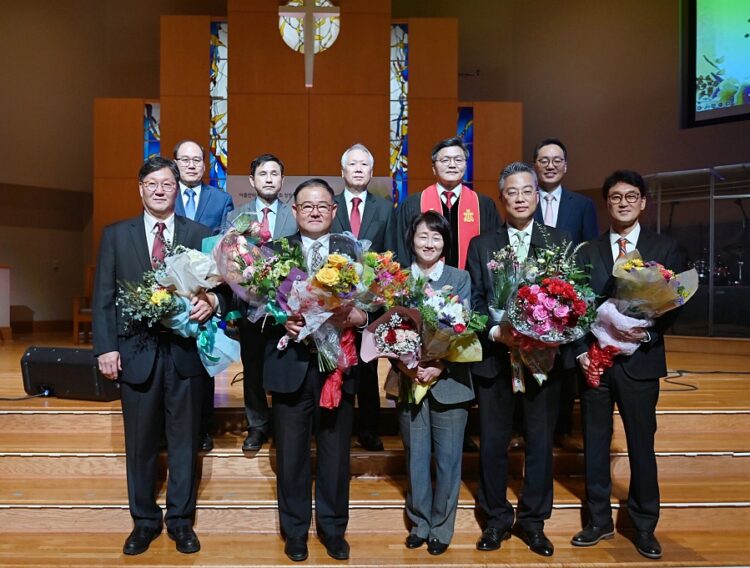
[173,139,234,236]
[395,137,500,270]
[263,179,368,562]
[532,138,599,450]
[571,170,685,560]
[173,139,235,452]
[93,157,223,555]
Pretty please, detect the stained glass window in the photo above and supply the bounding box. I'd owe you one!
[279,0,340,54]
[457,106,474,189]
[143,103,160,161]
[210,21,228,190]
[390,24,408,206]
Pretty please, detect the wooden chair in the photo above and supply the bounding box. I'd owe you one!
[72,264,96,344]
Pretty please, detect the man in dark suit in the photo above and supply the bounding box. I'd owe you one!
[264,178,368,562]
[570,170,685,560]
[237,153,297,452]
[173,139,235,452]
[533,137,599,447]
[467,162,571,557]
[93,157,222,555]
[331,143,395,451]
[395,136,501,270]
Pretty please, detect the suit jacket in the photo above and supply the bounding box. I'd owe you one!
[235,197,297,239]
[466,223,571,379]
[92,215,213,384]
[421,264,475,405]
[331,190,395,253]
[175,184,234,234]
[534,187,598,246]
[572,228,686,380]
[262,232,361,395]
[394,188,501,268]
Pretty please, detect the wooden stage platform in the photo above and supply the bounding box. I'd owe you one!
[0,333,748,567]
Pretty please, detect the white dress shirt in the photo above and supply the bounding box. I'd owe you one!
[436,183,462,206]
[344,188,368,218]
[539,185,562,227]
[610,222,641,261]
[507,221,535,262]
[410,260,445,282]
[143,211,174,254]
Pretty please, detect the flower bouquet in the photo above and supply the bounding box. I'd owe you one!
[505,243,596,393]
[585,251,698,387]
[486,246,523,323]
[361,281,487,404]
[117,272,185,334]
[360,250,412,308]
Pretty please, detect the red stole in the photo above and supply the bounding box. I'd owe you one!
[420,184,480,269]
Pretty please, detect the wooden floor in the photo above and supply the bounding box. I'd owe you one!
[1,332,749,567]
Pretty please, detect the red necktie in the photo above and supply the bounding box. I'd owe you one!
[617,237,628,260]
[443,190,455,209]
[260,207,271,236]
[151,222,166,268]
[350,197,362,238]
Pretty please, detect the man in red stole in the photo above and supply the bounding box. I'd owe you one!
[395,137,500,270]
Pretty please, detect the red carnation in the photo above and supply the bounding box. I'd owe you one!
[453,323,466,334]
[572,299,587,316]
[385,329,397,344]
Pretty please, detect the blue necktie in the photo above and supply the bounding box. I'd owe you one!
[184,188,196,220]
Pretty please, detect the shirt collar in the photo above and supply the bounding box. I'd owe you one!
[539,185,562,201]
[507,220,535,239]
[410,260,445,282]
[143,210,175,235]
[610,222,641,246]
[179,182,201,197]
[256,197,279,215]
[344,188,367,205]
[437,183,462,200]
[300,233,331,252]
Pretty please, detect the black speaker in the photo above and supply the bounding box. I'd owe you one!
[21,346,121,401]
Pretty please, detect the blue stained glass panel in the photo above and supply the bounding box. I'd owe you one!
[457,106,474,189]
[210,21,228,190]
[143,103,160,161]
[390,24,408,206]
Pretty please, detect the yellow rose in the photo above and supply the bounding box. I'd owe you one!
[326,254,349,270]
[150,288,171,305]
[315,266,340,287]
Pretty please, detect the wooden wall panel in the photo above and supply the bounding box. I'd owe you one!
[309,95,389,176]
[160,16,211,97]
[407,98,458,181]
[228,94,310,175]
[93,99,144,179]
[472,101,523,181]
[407,18,458,100]
[159,96,209,160]
[93,178,143,251]
[472,179,503,218]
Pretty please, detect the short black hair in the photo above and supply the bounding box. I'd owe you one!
[293,178,335,202]
[601,169,649,200]
[172,139,205,159]
[139,156,179,182]
[532,137,567,162]
[406,211,452,257]
[431,136,469,162]
[250,153,285,176]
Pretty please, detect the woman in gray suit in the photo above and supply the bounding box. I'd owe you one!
[398,211,474,555]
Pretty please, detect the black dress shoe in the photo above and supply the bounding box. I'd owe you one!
[322,535,350,560]
[476,527,511,551]
[635,531,662,559]
[571,522,615,546]
[516,527,554,557]
[167,526,200,554]
[405,533,426,549]
[242,430,268,451]
[284,537,308,562]
[123,525,161,555]
[427,538,448,555]
[199,432,214,452]
[358,432,384,451]
[463,433,479,452]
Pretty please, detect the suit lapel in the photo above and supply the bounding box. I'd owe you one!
[635,228,656,259]
[276,201,296,238]
[597,232,614,275]
[175,191,186,216]
[174,215,187,246]
[194,184,210,222]
[555,189,573,232]
[359,192,377,241]
[129,216,153,273]
[333,193,351,233]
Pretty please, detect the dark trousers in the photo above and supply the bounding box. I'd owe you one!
[120,342,203,530]
[272,364,354,540]
[475,372,561,531]
[580,364,660,532]
[240,322,271,434]
[199,376,214,435]
[555,367,579,435]
[355,359,380,436]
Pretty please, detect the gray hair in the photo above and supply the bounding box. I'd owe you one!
[341,143,374,169]
[498,161,538,191]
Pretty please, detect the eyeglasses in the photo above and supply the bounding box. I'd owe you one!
[536,157,565,168]
[141,181,177,193]
[176,157,204,166]
[505,189,536,199]
[608,192,641,204]
[296,202,333,215]
[435,156,466,166]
